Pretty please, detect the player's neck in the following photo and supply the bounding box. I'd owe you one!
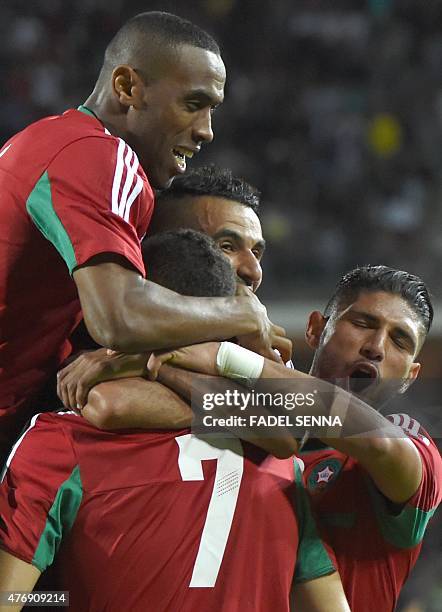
[82,93,120,137]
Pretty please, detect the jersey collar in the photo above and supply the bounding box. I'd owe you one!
[77,104,100,120]
[77,105,111,135]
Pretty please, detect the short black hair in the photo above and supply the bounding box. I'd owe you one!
[142,229,235,298]
[103,11,220,75]
[157,165,261,214]
[324,265,433,334]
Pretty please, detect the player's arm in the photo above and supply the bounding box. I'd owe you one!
[56,348,149,410]
[156,365,298,458]
[366,415,442,550]
[325,431,422,506]
[73,258,290,361]
[83,378,192,430]
[57,347,298,457]
[293,573,350,612]
[291,458,350,611]
[0,550,40,612]
[148,341,422,503]
[38,138,289,361]
[0,415,80,597]
[83,371,298,458]
[258,357,422,504]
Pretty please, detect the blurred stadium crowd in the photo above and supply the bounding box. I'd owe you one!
[0,1,440,610]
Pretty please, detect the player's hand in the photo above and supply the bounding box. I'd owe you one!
[147,342,221,381]
[57,348,149,410]
[236,289,292,363]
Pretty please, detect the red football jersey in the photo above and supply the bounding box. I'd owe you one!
[0,107,154,457]
[0,413,334,611]
[300,414,442,612]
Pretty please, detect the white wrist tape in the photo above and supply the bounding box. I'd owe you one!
[216,342,264,386]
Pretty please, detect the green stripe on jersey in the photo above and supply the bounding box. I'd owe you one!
[26,171,77,273]
[77,105,97,119]
[368,479,437,549]
[32,465,83,572]
[293,459,335,583]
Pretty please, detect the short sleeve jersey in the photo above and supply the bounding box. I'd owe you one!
[300,414,442,612]
[0,107,154,454]
[0,413,334,612]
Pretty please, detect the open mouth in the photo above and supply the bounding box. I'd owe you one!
[172,148,195,173]
[347,363,379,394]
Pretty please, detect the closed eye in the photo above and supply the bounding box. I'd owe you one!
[352,319,370,328]
[186,101,200,112]
[391,334,414,352]
[392,337,407,349]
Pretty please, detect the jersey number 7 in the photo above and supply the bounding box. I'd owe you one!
[175,434,244,588]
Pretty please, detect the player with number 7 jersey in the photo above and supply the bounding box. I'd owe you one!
[0,411,336,611]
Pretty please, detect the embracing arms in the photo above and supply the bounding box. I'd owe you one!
[73,258,291,360]
[58,340,422,503]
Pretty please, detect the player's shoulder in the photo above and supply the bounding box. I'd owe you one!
[386,413,437,452]
[49,109,150,184]
[1,411,80,481]
[387,412,442,500]
[56,108,139,154]
[4,108,115,173]
[5,108,153,194]
[30,409,81,426]
[299,445,354,493]
[18,108,102,139]
[7,411,79,449]
[17,107,126,159]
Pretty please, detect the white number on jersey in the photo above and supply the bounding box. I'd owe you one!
[175,434,244,587]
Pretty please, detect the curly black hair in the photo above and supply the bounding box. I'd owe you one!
[142,229,235,297]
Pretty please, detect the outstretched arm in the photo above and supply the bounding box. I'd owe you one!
[147,341,422,504]
[0,550,40,612]
[258,355,422,504]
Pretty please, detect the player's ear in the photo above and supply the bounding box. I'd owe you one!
[305,311,327,349]
[112,65,145,109]
[399,362,421,394]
